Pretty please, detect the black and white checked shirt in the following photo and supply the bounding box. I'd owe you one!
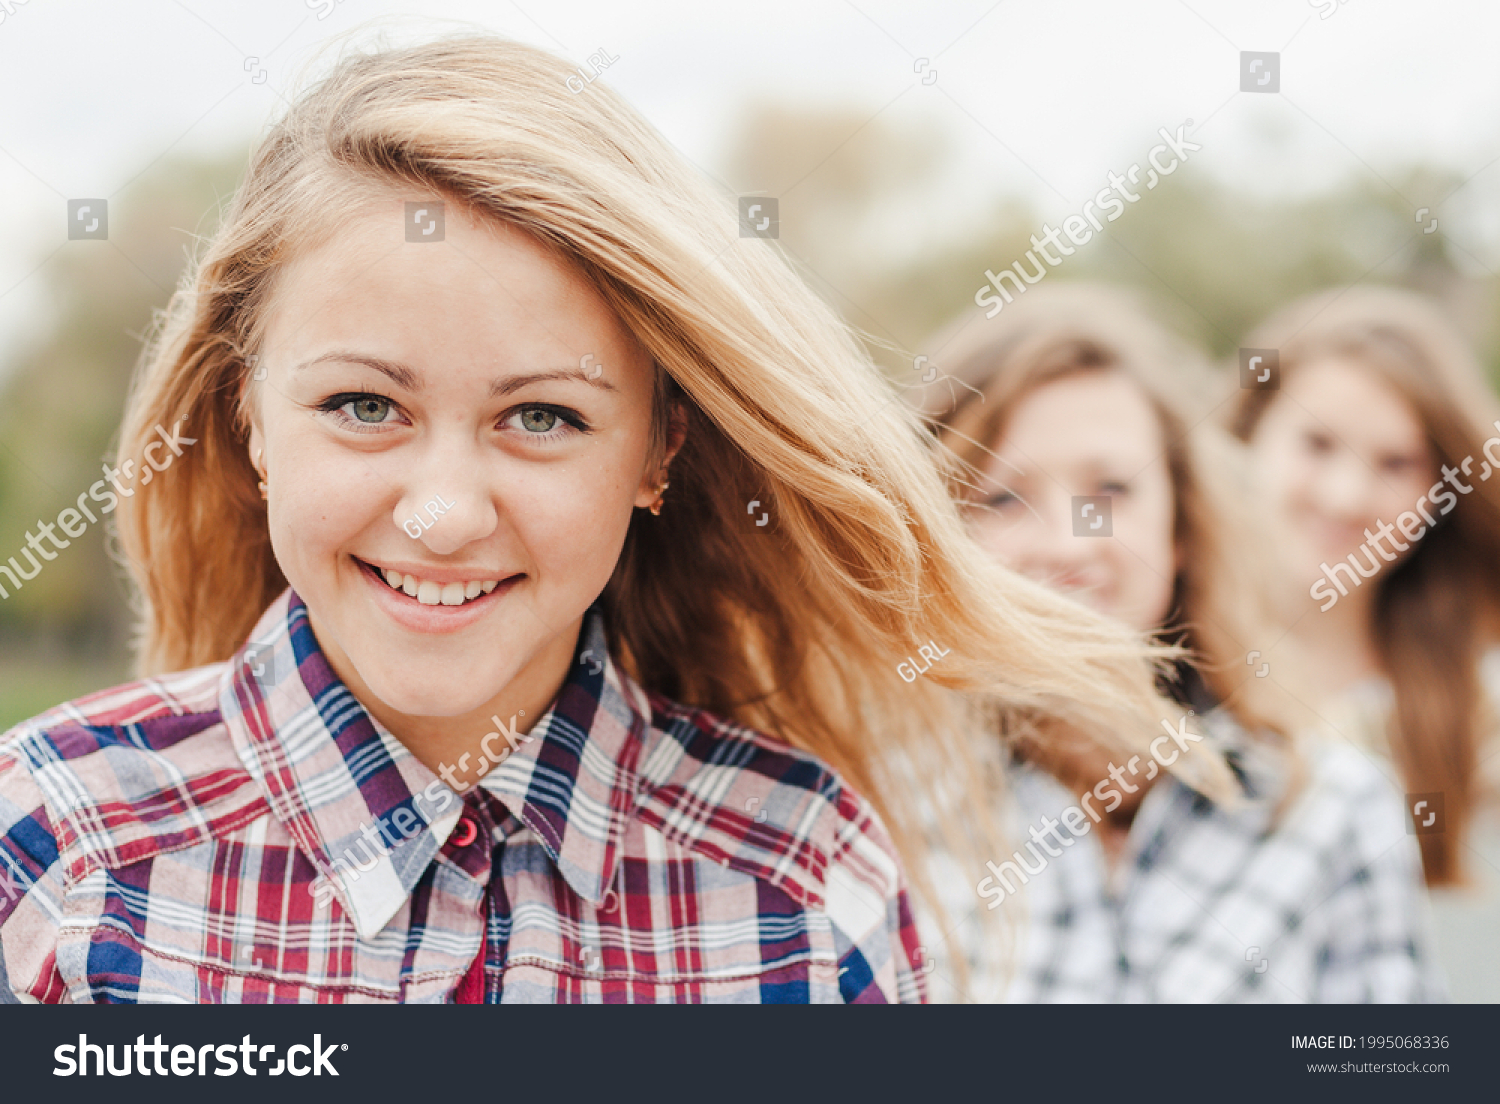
[927,714,1445,1003]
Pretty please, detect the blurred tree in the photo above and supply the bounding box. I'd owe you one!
[0,151,246,669]
[722,102,1040,371]
[721,104,1499,384]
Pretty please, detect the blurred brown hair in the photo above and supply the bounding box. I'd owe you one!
[1227,285,1500,885]
[917,283,1297,799]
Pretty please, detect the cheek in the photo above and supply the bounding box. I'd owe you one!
[510,460,641,590]
[1251,421,1313,496]
[969,517,1023,571]
[266,442,390,583]
[1264,453,1331,530]
[1385,471,1435,516]
[1113,490,1177,619]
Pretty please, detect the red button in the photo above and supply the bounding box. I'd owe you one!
[450,816,479,848]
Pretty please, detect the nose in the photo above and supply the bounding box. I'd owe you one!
[1311,452,1381,521]
[393,440,499,556]
[1008,491,1095,582]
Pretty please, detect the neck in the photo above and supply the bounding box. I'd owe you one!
[1283,576,1383,692]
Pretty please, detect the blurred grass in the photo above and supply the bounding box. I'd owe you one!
[0,657,132,733]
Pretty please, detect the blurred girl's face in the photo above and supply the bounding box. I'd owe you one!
[248,191,668,720]
[967,370,1178,634]
[1246,356,1435,582]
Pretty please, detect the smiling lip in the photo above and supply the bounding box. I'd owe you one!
[354,556,522,634]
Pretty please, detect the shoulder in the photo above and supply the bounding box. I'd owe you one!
[0,664,261,890]
[1202,706,1410,835]
[631,693,904,916]
[1269,735,1420,885]
[1297,735,1406,819]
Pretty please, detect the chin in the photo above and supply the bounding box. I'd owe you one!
[350,655,513,719]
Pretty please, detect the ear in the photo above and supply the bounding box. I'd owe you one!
[633,401,689,508]
[237,349,269,464]
[661,400,688,468]
[248,423,266,476]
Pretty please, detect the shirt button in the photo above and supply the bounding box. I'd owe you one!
[451,815,479,848]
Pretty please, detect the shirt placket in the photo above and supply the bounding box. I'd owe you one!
[424,794,501,1003]
[1103,779,1182,1002]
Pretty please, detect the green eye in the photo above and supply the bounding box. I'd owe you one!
[519,407,558,433]
[353,397,390,423]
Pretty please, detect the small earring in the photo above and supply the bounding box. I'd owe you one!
[254,448,267,501]
[648,478,669,516]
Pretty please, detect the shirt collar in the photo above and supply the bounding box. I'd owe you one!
[220,589,651,939]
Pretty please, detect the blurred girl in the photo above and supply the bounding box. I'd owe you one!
[0,36,1195,1004]
[925,282,1440,1002]
[1228,286,1500,997]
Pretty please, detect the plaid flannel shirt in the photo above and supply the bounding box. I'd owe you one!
[0,590,924,1004]
[997,718,1445,1002]
[924,714,1445,1003]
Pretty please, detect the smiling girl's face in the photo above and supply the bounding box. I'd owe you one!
[248,190,670,722]
[1247,356,1436,585]
[966,370,1178,634]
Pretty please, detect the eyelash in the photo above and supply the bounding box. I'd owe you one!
[313,393,592,441]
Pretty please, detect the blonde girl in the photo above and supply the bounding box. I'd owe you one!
[0,35,1201,1004]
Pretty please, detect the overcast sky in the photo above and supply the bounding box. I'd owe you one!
[2,0,1498,379]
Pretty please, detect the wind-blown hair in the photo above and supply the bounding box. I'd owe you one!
[1227,286,1500,884]
[922,283,1294,730]
[112,33,1232,982]
[917,283,1296,796]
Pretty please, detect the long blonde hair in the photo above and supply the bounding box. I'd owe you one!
[1228,286,1500,884]
[113,34,1232,975]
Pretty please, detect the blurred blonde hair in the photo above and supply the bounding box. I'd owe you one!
[112,33,1233,990]
[918,283,1301,788]
[1227,285,1500,884]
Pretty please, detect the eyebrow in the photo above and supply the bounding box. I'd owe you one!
[293,353,619,396]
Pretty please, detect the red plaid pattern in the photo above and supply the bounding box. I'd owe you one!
[0,590,924,1003]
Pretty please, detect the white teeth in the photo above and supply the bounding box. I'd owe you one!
[371,562,504,606]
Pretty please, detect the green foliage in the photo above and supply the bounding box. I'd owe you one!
[723,104,1498,386]
[0,152,246,655]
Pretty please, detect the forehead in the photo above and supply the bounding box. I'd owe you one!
[984,370,1165,478]
[1281,356,1427,449]
[260,190,633,364]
